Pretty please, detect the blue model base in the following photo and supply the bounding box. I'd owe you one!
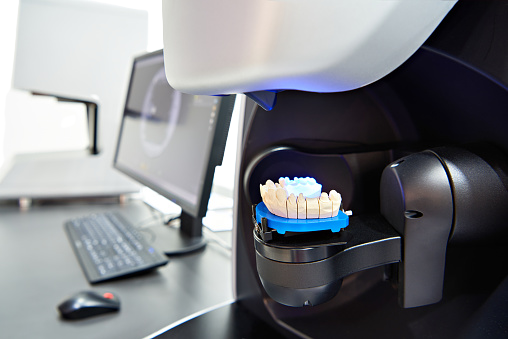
[255,202,349,234]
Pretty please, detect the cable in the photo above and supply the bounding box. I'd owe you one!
[203,227,232,252]
[141,201,233,252]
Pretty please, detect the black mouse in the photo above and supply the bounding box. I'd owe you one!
[58,290,120,320]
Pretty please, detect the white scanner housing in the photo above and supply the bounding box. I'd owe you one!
[162,0,457,95]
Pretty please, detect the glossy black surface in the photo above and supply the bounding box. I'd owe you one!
[155,302,289,339]
[0,199,233,338]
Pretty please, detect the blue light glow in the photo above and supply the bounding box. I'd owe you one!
[280,176,322,198]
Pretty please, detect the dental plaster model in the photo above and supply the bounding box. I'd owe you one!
[260,177,345,219]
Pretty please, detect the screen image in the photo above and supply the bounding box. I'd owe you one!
[114,51,234,218]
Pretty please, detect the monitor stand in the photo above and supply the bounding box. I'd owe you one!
[140,211,207,256]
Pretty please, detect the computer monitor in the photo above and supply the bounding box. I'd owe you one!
[114,50,236,255]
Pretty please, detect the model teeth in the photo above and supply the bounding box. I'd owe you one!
[306,197,319,219]
[260,177,345,219]
[319,192,332,218]
[275,186,288,218]
[287,193,297,219]
[329,190,342,217]
[297,193,306,219]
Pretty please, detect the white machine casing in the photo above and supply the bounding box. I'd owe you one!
[162,0,457,95]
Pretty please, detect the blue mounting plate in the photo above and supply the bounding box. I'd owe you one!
[255,202,349,234]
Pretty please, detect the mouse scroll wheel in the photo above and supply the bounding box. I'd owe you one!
[103,292,115,300]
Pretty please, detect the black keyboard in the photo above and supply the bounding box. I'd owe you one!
[64,212,169,283]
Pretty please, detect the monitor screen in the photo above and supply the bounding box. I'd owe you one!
[114,50,235,254]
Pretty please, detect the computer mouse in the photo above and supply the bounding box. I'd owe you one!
[58,290,120,320]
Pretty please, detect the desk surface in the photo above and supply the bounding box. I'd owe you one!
[0,198,233,339]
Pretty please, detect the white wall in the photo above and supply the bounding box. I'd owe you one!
[3,91,90,156]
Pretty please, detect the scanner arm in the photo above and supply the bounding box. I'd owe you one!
[253,212,401,307]
[31,92,99,155]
